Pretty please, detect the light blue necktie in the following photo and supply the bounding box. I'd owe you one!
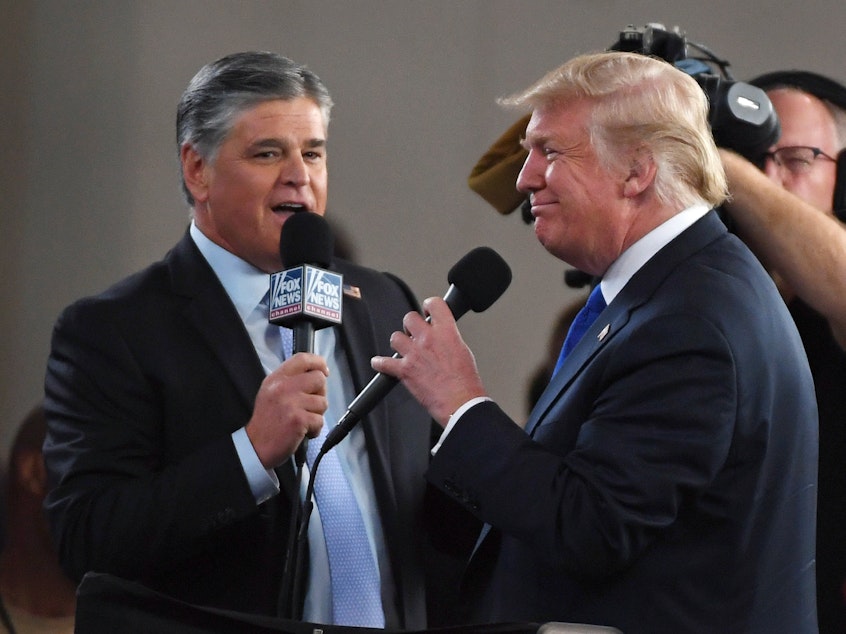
[306,429,384,627]
[262,291,382,625]
[257,292,293,370]
[552,284,607,376]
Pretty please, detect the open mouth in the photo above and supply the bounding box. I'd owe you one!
[272,203,308,213]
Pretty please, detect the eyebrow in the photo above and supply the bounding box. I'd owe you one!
[520,133,553,151]
[251,137,327,150]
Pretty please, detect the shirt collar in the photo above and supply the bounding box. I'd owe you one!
[189,221,270,321]
[601,203,710,303]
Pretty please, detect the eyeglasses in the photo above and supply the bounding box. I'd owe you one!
[761,146,837,174]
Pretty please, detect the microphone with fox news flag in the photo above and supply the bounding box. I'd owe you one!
[269,212,342,353]
[320,246,512,455]
[272,212,342,621]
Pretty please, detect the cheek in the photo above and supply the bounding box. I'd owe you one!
[313,173,328,199]
[210,167,260,201]
[786,176,834,211]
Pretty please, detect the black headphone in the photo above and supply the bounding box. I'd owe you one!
[748,70,846,222]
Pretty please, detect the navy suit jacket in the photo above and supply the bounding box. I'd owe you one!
[428,212,819,633]
[43,231,435,628]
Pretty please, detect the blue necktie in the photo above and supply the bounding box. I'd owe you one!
[552,284,607,376]
[307,424,384,627]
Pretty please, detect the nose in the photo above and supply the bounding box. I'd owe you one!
[516,150,545,194]
[280,154,309,187]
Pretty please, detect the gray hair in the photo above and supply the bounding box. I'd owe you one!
[176,51,333,206]
[500,51,728,210]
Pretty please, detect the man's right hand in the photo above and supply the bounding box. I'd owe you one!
[245,353,329,468]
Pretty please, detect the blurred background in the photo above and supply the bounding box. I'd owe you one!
[3,0,845,460]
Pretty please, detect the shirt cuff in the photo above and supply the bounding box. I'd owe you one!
[431,396,492,455]
[232,427,280,504]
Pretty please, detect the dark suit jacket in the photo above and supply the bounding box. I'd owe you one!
[427,212,819,634]
[43,231,435,628]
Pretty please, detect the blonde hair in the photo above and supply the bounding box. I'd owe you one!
[500,51,728,210]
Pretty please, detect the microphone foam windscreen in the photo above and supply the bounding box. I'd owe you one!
[447,247,512,312]
[280,213,335,268]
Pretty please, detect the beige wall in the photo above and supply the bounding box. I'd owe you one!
[3,0,846,458]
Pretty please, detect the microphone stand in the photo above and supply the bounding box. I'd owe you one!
[278,321,315,620]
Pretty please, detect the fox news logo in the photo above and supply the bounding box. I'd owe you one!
[269,266,343,325]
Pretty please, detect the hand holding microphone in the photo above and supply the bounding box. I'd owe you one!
[324,247,511,452]
[379,296,487,426]
[246,354,328,469]
[246,213,340,469]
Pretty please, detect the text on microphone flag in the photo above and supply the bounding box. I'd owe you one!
[269,265,343,324]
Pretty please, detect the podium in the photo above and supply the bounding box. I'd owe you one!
[74,573,621,634]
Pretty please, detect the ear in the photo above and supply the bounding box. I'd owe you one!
[180,143,210,205]
[622,147,657,199]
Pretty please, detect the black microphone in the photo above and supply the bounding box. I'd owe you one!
[321,246,512,453]
[269,212,342,354]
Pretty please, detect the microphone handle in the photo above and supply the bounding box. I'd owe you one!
[324,367,398,450]
[292,320,316,355]
[292,320,315,466]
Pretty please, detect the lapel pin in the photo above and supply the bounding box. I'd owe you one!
[343,284,362,299]
[597,323,610,342]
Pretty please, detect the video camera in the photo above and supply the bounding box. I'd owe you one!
[609,23,780,160]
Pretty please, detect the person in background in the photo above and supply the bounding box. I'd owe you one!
[0,404,75,634]
[719,69,846,634]
[374,51,819,633]
[42,51,439,629]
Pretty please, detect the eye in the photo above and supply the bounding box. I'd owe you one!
[543,146,561,162]
[253,149,280,160]
[785,156,812,169]
[303,150,324,162]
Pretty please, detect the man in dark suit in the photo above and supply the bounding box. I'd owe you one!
[42,52,436,629]
[373,51,819,633]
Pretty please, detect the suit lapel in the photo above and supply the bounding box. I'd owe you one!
[525,300,630,436]
[337,288,379,396]
[333,265,399,508]
[167,233,266,410]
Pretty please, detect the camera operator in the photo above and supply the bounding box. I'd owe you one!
[718,70,846,634]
